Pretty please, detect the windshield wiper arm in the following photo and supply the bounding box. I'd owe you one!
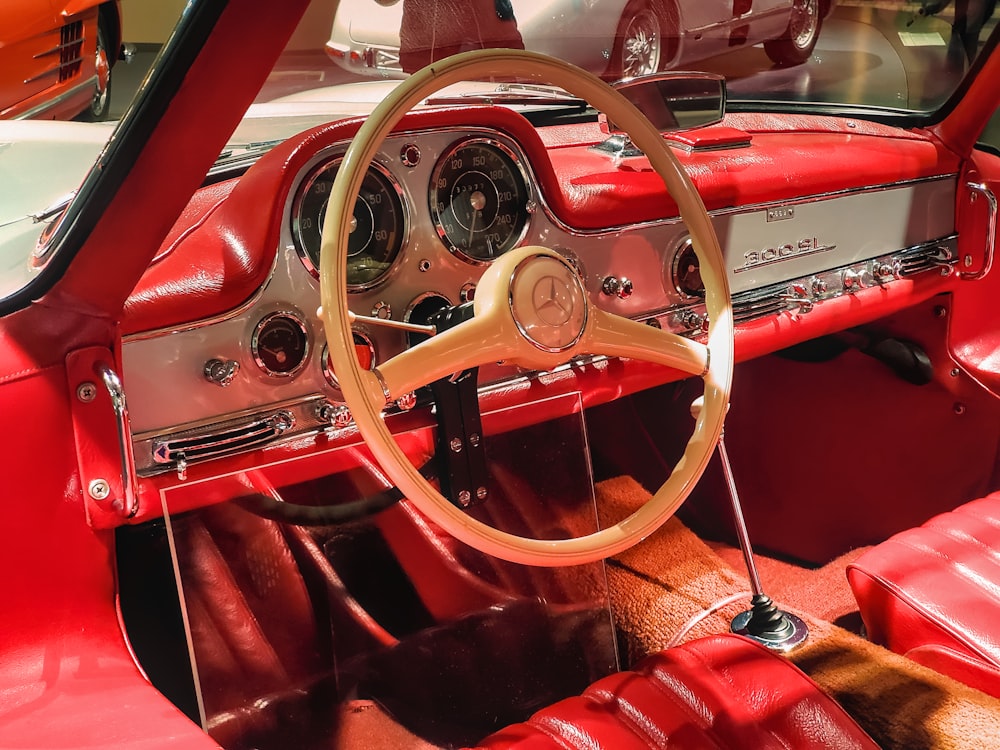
[212,138,285,169]
[425,83,587,108]
[30,191,78,224]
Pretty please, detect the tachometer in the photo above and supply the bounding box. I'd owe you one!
[430,139,530,264]
[292,158,406,290]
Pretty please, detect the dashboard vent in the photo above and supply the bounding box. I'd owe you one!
[732,288,788,323]
[895,243,953,277]
[152,411,295,467]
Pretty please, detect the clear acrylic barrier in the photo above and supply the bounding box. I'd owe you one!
[161,391,618,749]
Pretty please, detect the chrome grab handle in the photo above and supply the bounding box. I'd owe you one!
[961,182,996,281]
[96,362,138,519]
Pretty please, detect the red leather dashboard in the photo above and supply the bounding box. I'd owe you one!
[123,106,959,335]
[120,105,969,521]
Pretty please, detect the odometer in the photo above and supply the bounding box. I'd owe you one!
[292,159,406,290]
[430,139,530,263]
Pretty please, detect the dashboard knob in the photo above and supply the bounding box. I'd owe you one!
[843,268,874,291]
[317,402,352,429]
[874,262,896,285]
[602,276,634,299]
[396,392,417,411]
[203,358,239,387]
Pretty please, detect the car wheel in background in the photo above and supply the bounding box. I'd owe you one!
[81,19,112,121]
[764,0,821,66]
[612,0,663,79]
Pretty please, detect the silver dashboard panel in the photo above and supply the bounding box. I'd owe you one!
[122,126,957,474]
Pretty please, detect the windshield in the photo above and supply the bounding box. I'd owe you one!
[263,0,997,115]
[0,0,997,309]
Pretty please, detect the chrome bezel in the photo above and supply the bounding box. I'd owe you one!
[290,155,408,293]
[250,310,311,378]
[320,332,376,391]
[403,291,454,324]
[429,137,532,266]
[669,235,706,302]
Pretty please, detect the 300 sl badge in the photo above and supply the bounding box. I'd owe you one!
[736,237,837,273]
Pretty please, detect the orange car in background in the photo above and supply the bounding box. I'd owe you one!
[0,0,124,121]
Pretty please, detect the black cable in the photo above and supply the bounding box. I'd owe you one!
[234,461,437,526]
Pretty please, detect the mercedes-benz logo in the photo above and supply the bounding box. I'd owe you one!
[532,274,573,326]
[508,254,587,353]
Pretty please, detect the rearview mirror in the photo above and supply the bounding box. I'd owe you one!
[605,72,726,133]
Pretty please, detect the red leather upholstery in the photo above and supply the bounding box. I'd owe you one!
[848,492,1000,697]
[472,634,878,749]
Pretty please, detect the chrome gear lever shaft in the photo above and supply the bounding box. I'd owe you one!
[691,397,809,651]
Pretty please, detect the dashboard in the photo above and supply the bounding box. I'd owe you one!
[120,106,970,489]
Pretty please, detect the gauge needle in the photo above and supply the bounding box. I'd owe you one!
[261,345,287,363]
[468,205,478,249]
[469,190,486,250]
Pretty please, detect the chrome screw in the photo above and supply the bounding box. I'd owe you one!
[476,486,489,501]
[457,490,472,507]
[450,437,463,453]
[88,479,111,501]
[77,382,97,402]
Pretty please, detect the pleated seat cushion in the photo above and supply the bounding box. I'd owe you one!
[848,492,1000,697]
[472,634,878,749]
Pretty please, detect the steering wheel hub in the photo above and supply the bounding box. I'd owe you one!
[510,254,587,352]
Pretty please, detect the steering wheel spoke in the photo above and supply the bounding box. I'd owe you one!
[588,308,709,377]
[376,315,515,399]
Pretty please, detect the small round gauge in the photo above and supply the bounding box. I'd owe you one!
[321,334,376,390]
[430,139,530,263]
[671,237,705,299]
[292,158,406,290]
[251,312,310,377]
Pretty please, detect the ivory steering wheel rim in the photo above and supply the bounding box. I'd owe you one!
[320,49,733,567]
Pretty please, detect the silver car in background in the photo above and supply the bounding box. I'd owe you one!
[325,0,828,81]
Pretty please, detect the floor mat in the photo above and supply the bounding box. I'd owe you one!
[598,475,1000,750]
[707,540,869,628]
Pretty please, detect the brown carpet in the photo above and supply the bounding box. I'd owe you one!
[708,540,869,626]
[597,475,1000,750]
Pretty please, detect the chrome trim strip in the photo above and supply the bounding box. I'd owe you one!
[13,76,97,120]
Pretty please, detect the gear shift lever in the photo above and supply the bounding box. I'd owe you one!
[691,397,808,651]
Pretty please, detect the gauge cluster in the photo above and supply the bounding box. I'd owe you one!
[124,125,712,458]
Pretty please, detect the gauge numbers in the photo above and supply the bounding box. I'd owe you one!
[430,139,530,263]
[292,158,406,290]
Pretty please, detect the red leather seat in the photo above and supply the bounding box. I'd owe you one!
[848,492,1000,698]
[472,634,878,749]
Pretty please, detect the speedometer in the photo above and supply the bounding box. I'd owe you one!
[292,158,406,291]
[430,139,530,264]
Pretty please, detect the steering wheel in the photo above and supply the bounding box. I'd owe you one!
[320,49,733,567]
